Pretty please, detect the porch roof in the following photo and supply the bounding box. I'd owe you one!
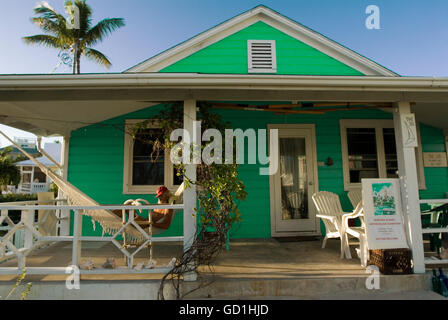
[1,73,448,136]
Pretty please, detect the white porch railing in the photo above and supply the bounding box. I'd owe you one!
[5,186,16,194]
[419,199,448,266]
[30,183,50,194]
[19,183,31,193]
[17,182,50,194]
[0,199,67,261]
[0,227,24,250]
[0,203,184,275]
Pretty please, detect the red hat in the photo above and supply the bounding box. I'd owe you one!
[156,186,169,198]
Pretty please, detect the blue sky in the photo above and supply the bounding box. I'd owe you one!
[1,0,448,146]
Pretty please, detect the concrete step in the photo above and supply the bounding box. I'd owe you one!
[0,273,434,300]
[206,290,446,300]
[185,274,433,299]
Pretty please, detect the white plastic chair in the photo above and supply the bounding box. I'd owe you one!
[347,188,367,261]
[312,191,351,259]
[342,201,368,267]
[347,189,362,209]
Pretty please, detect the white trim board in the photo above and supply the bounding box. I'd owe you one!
[125,6,397,76]
[123,119,179,194]
[267,124,320,237]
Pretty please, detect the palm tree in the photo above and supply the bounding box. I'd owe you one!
[0,148,21,192]
[23,0,125,74]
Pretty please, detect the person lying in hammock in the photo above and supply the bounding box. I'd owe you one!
[113,186,174,230]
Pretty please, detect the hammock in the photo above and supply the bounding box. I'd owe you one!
[0,131,146,244]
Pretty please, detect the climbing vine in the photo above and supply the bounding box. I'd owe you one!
[132,102,247,300]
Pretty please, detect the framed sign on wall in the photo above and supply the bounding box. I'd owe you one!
[423,152,448,167]
[400,114,418,148]
[361,178,409,250]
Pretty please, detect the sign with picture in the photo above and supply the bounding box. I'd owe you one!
[361,179,409,250]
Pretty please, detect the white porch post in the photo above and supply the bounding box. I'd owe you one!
[183,99,197,281]
[393,101,425,273]
[58,136,71,236]
[22,209,34,250]
[18,166,23,193]
[30,167,35,194]
[71,209,82,266]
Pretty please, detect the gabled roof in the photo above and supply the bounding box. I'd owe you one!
[0,145,39,156]
[16,142,61,167]
[125,5,398,76]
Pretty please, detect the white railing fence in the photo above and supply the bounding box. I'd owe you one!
[0,203,184,276]
[5,186,17,194]
[0,227,24,250]
[19,183,31,193]
[16,182,50,194]
[0,199,67,261]
[30,183,50,194]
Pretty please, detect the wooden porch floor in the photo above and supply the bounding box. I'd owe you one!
[0,238,367,282]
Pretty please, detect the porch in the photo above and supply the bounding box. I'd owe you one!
[0,238,434,299]
[1,73,448,293]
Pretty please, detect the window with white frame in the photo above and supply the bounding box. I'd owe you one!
[340,119,426,190]
[123,120,182,194]
[247,40,277,73]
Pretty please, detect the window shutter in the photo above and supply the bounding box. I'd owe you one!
[247,40,277,73]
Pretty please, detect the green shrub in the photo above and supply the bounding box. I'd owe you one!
[0,194,37,203]
[49,182,58,197]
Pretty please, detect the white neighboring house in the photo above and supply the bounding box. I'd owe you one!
[13,142,62,194]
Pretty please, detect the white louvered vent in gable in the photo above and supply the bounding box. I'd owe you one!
[247,40,277,73]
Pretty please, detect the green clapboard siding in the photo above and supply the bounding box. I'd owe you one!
[65,7,440,238]
[159,21,364,76]
[67,105,185,237]
[419,124,448,200]
[68,105,448,239]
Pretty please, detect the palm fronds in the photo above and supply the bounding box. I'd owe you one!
[22,34,65,49]
[84,18,125,46]
[23,0,125,73]
[84,47,111,68]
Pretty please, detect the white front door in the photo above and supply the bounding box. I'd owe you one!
[269,124,319,236]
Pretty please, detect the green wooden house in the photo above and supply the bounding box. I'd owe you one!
[1,5,448,273]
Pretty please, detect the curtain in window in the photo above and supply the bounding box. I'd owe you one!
[279,138,308,220]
